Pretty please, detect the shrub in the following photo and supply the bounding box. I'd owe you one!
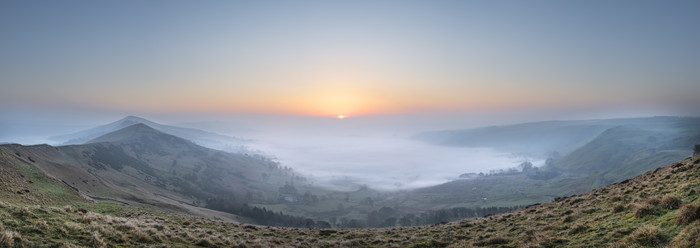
[629,225,664,246]
[661,195,682,210]
[676,204,700,225]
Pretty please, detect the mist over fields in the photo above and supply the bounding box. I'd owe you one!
[248,134,534,191]
[1,113,548,191]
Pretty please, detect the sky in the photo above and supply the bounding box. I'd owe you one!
[1,0,699,122]
[1,1,699,190]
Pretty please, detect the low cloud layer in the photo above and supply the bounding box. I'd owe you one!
[248,132,537,191]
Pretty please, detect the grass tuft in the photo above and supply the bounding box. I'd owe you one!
[568,223,588,235]
[610,203,626,214]
[0,230,24,248]
[474,236,509,246]
[675,204,700,225]
[633,203,655,218]
[660,195,682,210]
[645,196,661,206]
[90,231,106,248]
[82,212,101,224]
[669,220,700,247]
[628,225,664,246]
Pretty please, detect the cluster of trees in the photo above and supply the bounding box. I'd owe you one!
[472,155,561,181]
[208,195,522,228]
[519,160,561,180]
[206,197,330,228]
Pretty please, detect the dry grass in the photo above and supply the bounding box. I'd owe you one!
[670,221,700,247]
[661,195,682,210]
[676,204,700,225]
[89,231,105,248]
[81,212,101,224]
[628,225,664,246]
[0,230,24,248]
[610,203,626,214]
[633,203,655,218]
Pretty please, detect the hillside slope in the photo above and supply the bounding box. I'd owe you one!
[1,154,699,247]
[1,124,300,222]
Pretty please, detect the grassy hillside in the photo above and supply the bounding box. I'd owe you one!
[0,124,309,224]
[2,155,699,247]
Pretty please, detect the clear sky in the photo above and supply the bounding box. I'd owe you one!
[1,0,699,119]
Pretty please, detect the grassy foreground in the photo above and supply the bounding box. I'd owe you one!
[2,155,700,247]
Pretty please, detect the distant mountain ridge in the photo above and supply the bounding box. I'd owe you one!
[405,116,700,209]
[50,115,249,153]
[412,116,700,158]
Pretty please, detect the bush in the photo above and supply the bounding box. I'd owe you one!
[661,195,682,210]
[676,204,700,225]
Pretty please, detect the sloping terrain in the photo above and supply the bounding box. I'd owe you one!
[1,124,299,222]
[1,155,699,247]
[408,117,700,211]
[50,116,248,153]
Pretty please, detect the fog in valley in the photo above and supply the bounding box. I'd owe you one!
[1,112,559,191]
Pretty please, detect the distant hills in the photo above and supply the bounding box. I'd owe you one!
[404,116,700,210]
[2,115,699,231]
[413,116,700,158]
[50,115,250,153]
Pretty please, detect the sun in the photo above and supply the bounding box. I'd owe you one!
[337,115,345,119]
